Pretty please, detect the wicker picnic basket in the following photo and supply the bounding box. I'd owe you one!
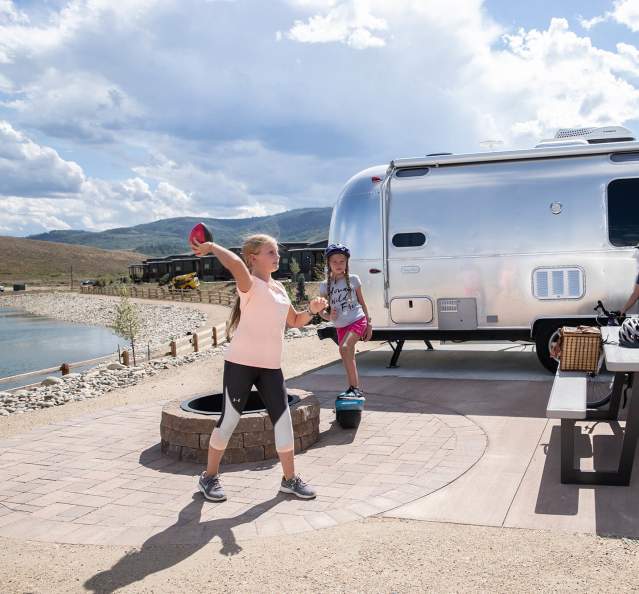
[557,326,602,373]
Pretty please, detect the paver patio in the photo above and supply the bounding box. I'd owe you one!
[2,341,639,549]
[0,379,486,546]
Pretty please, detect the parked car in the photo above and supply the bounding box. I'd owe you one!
[0,285,4,293]
[80,279,96,286]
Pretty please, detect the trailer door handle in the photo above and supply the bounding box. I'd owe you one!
[369,268,382,274]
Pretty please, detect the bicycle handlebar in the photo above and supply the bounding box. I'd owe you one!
[594,300,624,326]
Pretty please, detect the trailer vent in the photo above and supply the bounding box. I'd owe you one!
[555,127,598,139]
[542,126,635,145]
[439,299,458,313]
[533,267,584,300]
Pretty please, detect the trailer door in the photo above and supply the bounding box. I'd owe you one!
[385,171,434,324]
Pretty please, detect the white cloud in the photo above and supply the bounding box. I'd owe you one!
[467,18,639,146]
[0,120,85,196]
[286,1,388,49]
[581,0,639,32]
[614,0,639,31]
[0,121,198,235]
[0,198,75,235]
[3,1,639,237]
[4,70,143,143]
[0,1,28,25]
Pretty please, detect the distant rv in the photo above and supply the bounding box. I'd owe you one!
[329,126,639,372]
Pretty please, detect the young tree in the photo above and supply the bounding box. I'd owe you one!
[296,274,307,303]
[289,258,301,280]
[312,260,326,281]
[112,289,141,365]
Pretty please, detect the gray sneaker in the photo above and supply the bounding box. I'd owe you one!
[198,472,226,502]
[280,475,316,499]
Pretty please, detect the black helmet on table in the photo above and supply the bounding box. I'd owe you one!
[324,243,350,258]
[619,316,639,348]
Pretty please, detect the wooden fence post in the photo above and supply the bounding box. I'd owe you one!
[193,333,199,352]
[170,340,177,357]
[122,350,130,366]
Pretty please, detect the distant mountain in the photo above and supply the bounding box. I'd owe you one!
[0,236,147,283]
[28,207,332,256]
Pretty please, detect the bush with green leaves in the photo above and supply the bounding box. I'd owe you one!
[112,288,141,365]
[289,258,301,280]
[312,261,326,281]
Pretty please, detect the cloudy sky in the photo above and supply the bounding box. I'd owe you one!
[2,0,639,236]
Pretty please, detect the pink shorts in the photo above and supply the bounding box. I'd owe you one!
[337,316,368,345]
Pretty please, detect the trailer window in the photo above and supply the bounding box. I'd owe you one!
[392,232,426,247]
[608,178,639,246]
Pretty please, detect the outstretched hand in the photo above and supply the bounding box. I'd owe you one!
[308,297,328,314]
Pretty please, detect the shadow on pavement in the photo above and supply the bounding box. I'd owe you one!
[84,494,284,594]
[535,423,639,536]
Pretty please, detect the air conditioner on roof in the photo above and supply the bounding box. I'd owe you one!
[536,125,635,148]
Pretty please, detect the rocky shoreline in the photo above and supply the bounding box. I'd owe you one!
[0,348,223,416]
[0,292,208,350]
[0,291,326,415]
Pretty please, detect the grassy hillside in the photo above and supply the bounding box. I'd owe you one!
[0,236,147,284]
[28,207,332,256]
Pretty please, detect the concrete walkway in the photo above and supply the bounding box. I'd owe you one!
[328,342,639,537]
[1,341,638,549]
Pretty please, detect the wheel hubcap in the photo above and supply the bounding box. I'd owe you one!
[548,329,561,362]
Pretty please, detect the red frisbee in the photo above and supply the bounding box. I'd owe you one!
[189,222,213,245]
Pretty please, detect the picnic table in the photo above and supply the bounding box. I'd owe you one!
[547,326,639,485]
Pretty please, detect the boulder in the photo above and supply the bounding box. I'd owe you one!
[41,377,63,386]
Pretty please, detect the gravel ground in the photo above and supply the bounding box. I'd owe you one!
[3,517,639,593]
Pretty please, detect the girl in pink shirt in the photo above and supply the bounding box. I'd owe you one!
[190,233,327,502]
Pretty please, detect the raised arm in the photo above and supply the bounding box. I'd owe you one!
[622,283,639,315]
[286,297,328,328]
[190,239,252,293]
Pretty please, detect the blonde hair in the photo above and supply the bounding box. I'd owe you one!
[227,234,277,336]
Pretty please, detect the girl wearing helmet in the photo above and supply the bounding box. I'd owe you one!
[319,243,373,398]
[190,234,328,502]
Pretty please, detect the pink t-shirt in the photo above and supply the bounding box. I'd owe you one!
[224,275,291,369]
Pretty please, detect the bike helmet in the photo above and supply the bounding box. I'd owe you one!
[619,316,639,348]
[324,243,350,258]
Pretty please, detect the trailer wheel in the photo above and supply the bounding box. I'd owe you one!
[534,322,563,373]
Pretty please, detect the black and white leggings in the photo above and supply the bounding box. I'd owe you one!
[209,360,294,453]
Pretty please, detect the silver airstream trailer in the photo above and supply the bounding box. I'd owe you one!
[329,126,639,372]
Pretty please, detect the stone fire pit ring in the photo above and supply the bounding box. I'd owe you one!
[161,388,320,465]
